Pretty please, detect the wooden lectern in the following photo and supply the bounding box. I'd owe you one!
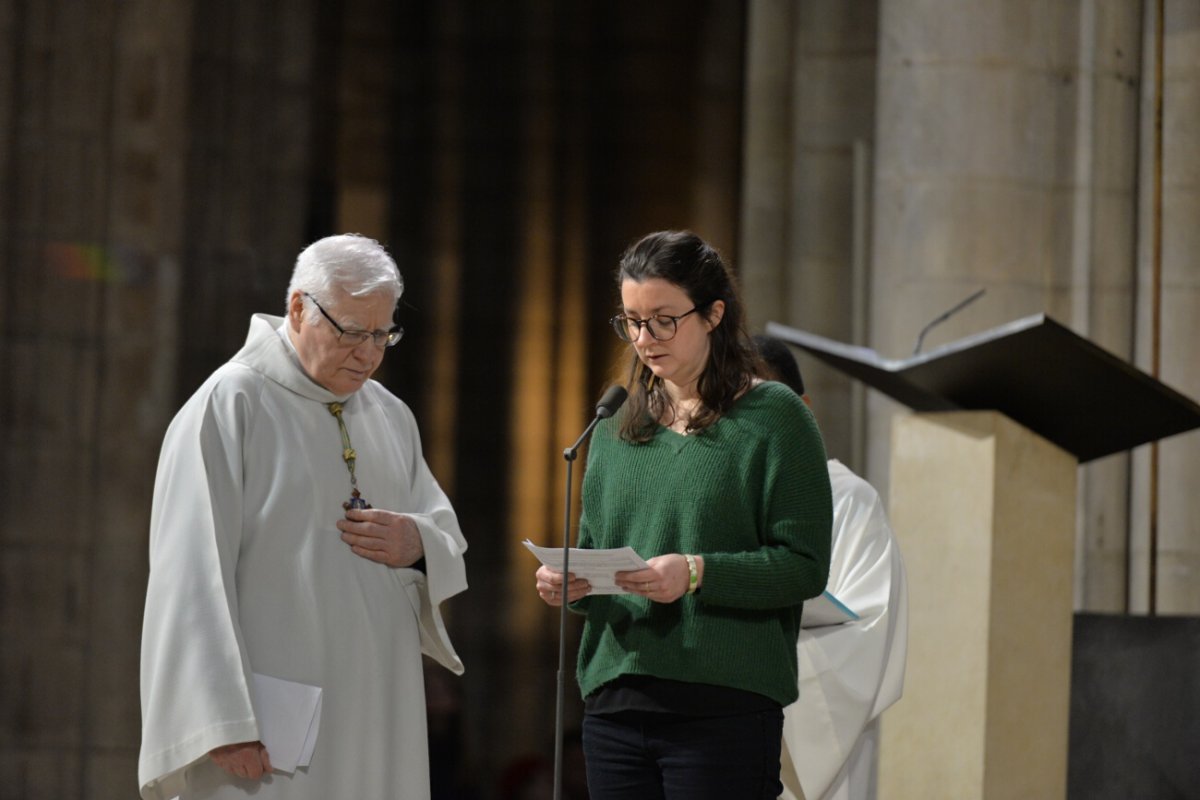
[766,314,1200,800]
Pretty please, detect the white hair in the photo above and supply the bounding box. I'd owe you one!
[286,234,404,323]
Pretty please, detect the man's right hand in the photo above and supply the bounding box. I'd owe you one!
[210,740,273,780]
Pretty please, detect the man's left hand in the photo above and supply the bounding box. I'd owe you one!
[337,508,424,568]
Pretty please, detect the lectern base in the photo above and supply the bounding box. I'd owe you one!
[879,411,1076,799]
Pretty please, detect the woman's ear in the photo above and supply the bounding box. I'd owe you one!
[705,299,726,330]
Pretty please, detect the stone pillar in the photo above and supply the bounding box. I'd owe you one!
[740,0,796,329]
[1130,0,1200,614]
[870,1,1150,614]
[740,0,879,465]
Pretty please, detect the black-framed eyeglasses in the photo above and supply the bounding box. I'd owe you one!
[610,304,708,343]
[303,292,404,348]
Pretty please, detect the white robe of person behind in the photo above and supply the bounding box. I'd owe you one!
[138,314,468,800]
[780,459,908,800]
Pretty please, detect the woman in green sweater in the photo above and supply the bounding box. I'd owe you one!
[536,230,833,799]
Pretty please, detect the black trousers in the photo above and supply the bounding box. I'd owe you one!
[581,708,784,800]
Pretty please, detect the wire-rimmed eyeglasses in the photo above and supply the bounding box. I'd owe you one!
[610,304,708,343]
[303,292,404,348]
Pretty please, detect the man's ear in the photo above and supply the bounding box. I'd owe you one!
[287,291,306,330]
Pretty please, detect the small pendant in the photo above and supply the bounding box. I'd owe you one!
[343,488,372,511]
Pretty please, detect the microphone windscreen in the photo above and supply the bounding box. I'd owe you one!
[594,385,628,419]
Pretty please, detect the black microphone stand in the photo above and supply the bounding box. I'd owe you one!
[552,414,605,800]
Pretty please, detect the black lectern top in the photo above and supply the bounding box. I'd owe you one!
[765,314,1200,463]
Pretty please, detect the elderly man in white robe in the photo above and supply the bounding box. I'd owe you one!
[139,234,468,800]
[753,336,908,800]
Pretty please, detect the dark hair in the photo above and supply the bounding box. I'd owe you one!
[615,230,757,442]
[752,334,805,396]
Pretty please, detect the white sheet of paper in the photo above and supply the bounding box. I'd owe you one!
[802,590,860,628]
[523,539,650,594]
[251,673,323,774]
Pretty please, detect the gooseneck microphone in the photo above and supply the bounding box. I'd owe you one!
[565,384,628,460]
[912,288,986,356]
[596,383,629,417]
[554,385,627,800]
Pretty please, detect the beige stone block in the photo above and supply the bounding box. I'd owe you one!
[803,363,856,463]
[1077,546,1131,612]
[792,154,854,264]
[1078,452,1131,610]
[797,0,878,53]
[1163,190,1200,286]
[788,256,853,342]
[1158,429,1200,548]
[1156,548,1200,613]
[1161,290,1200,395]
[1165,4,1200,72]
[879,411,1076,800]
[872,176,1073,287]
[1079,285,1137,359]
[1092,2,1145,73]
[1088,192,1138,287]
[880,0,1079,70]
[1164,77,1200,186]
[1090,75,1141,191]
[877,63,1077,187]
[794,55,877,146]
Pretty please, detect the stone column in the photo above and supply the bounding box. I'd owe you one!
[870,1,1148,613]
[1130,0,1200,613]
[740,0,879,465]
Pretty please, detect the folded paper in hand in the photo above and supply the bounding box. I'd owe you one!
[251,673,322,774]
[523,539,649,594]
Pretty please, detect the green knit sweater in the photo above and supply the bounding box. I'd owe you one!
[574,381,833,707]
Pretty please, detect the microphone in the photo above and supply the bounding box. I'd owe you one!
[912,288,986,355]
[565,385,627,460]
[594,384,628,420]
[554,385,627,800]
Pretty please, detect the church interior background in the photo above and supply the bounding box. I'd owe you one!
[2,1,1197,797]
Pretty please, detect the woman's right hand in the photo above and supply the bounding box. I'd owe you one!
[536,565,591,606]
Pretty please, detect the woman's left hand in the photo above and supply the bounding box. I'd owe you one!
[615,554,697,603]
